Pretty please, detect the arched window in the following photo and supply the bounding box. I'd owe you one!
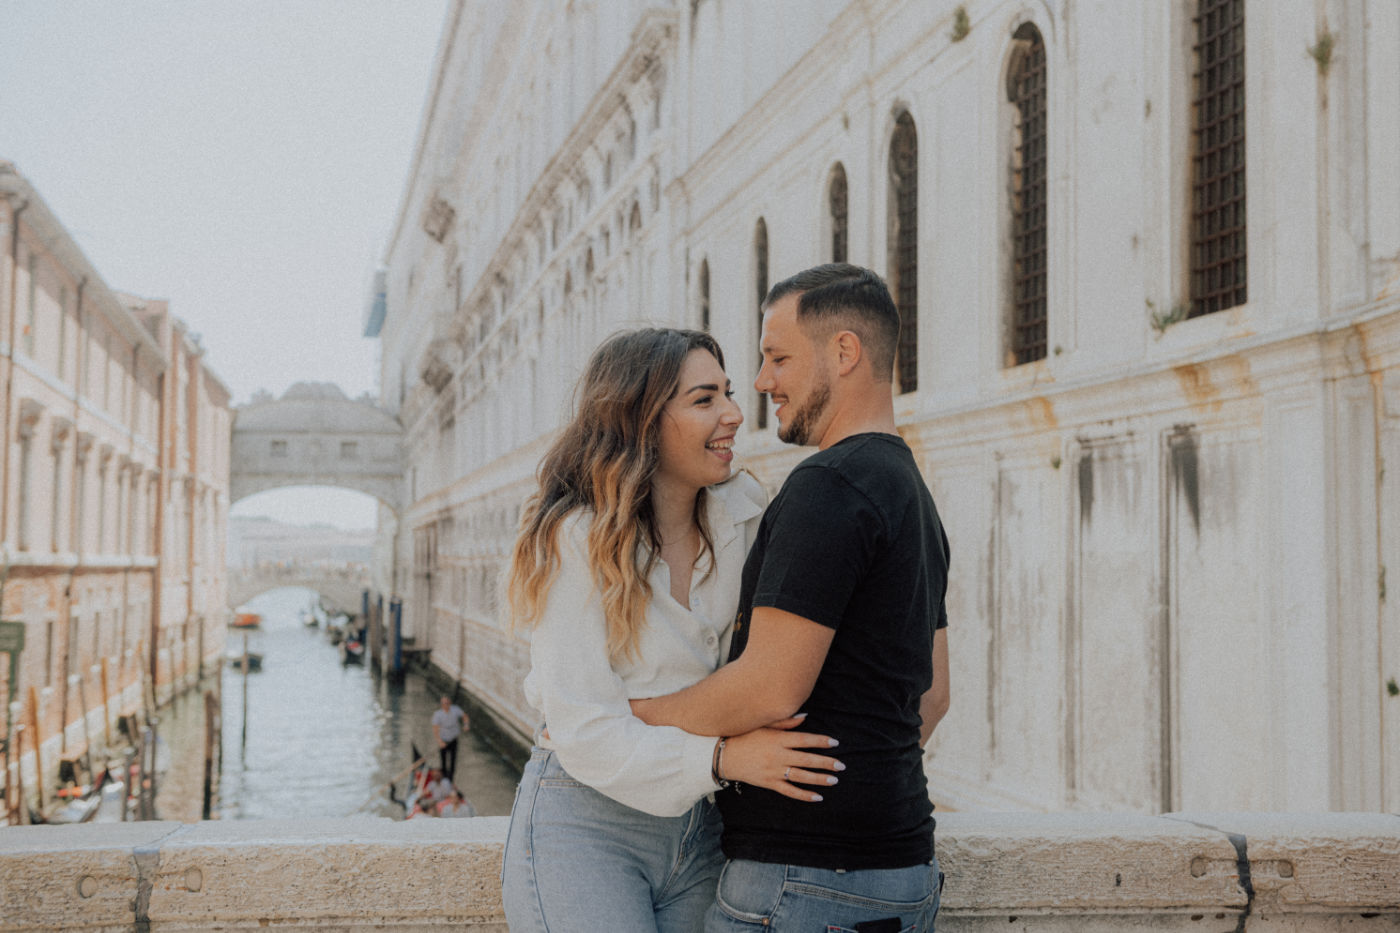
[754,217,769,428]
[629,201,642,240]
[888,112,918,394]
[828,162,848,264]
[1007,22,1048,365]
[699,259,711,333]
[1190,0,1246,316]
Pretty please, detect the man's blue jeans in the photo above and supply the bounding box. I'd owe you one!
[704,857,943,932]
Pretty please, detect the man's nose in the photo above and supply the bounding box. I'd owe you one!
[754,360,774,393]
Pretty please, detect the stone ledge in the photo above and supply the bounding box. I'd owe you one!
[0,813,1396,931]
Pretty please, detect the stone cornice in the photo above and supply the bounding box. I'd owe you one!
[452,8,678,326]
[0,163,167,367]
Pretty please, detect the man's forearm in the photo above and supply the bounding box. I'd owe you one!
[633,657,795,736]
[635,608,835,735]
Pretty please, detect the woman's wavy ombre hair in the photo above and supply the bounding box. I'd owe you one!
[508,328,725,663]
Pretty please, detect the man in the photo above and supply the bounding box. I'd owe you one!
[431,695,470,781]
[633,264,951,931]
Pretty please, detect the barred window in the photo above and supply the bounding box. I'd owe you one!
[889,112,918,394]
[829,162,848,264]
[1190,0,1246,316]
[1008,22,1048,365]
[754,218,769,428]
[699,259,711,332]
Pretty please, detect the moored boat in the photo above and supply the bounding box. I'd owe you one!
[228,652,264,672]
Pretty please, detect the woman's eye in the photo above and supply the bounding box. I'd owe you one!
[724,389,736,399]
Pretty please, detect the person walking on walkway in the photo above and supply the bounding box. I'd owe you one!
[431,696,470,781]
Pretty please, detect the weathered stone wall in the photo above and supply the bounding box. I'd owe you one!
[1,813,1395,931]
[374,0,1400,816]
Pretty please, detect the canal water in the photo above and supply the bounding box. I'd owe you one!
[157,587,522,821]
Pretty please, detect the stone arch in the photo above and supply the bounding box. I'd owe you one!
[230,383,404,515]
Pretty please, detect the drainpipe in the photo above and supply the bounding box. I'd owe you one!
[64,277,85,759]
[185,350,198,686]
[120,338,137,705]
[1,196,29,554]
[149,333,167,700]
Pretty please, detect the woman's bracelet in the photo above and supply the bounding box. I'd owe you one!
[711,737,731,789]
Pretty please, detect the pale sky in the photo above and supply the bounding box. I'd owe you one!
[0,0,448,528]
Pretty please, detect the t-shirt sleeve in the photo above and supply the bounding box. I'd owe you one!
[936,523,950,630]
[750,465,882,630]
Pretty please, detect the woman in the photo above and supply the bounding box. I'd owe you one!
[502,329,842,933]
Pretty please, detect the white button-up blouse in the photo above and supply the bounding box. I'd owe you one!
[522,471,766,817]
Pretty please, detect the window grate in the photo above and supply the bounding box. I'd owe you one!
[1009,25,1048,365]
[1190,0,1246,317]
[754,219,769,428]
[829,164,848,264]
[890,113,918,394]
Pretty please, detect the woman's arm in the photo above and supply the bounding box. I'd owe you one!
[531,518,840,811]
[528,520,720,817]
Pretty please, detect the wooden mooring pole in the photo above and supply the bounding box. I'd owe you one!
[99,657,112,748]
[240,632,249,754]
[25,686,43,814]
[201,689,217,820]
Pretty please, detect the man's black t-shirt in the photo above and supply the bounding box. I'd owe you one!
[717,433,950,870]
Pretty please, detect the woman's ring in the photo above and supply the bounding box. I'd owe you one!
[784,767,791,781]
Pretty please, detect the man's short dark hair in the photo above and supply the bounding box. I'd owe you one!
[763,264,900,382]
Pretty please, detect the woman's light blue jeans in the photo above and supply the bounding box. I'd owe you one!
[502,747,724,933]
[703,857,943,932]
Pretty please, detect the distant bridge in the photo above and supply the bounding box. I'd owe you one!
[231,382,404,513]
[227,562,371,614]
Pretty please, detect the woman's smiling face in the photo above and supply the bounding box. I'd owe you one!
[655,348,744,492]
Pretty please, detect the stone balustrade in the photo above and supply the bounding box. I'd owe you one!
[1,812,1396,931]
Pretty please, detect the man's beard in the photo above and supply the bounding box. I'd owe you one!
[777,375,832,446]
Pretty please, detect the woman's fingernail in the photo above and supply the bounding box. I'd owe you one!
[828,738,839,747]
[810,793,823,802]
[795,712,807,719]
[826,776,839,785]
[833,761,846,771]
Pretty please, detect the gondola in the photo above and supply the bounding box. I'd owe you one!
[339,635,365,665]
[387,744,431,819]
[35,768,114,825]
[228,652,263,672]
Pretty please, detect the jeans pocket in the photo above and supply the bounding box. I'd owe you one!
[712,860,784,925]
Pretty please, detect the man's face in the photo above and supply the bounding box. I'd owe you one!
[755,293,834,447]
[440,697,450,711]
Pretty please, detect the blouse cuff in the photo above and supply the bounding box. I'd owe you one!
[683,730,722,792]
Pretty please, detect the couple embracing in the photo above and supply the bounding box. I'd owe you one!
[501,263,952,932]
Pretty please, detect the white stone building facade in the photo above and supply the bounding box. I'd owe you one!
[373,0,1400,814]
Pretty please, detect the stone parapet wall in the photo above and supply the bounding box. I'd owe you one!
[1,813,1395,931]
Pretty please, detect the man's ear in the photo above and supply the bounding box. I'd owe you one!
[833,330,863,376]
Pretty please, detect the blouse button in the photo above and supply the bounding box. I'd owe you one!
[706,633,718,646]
